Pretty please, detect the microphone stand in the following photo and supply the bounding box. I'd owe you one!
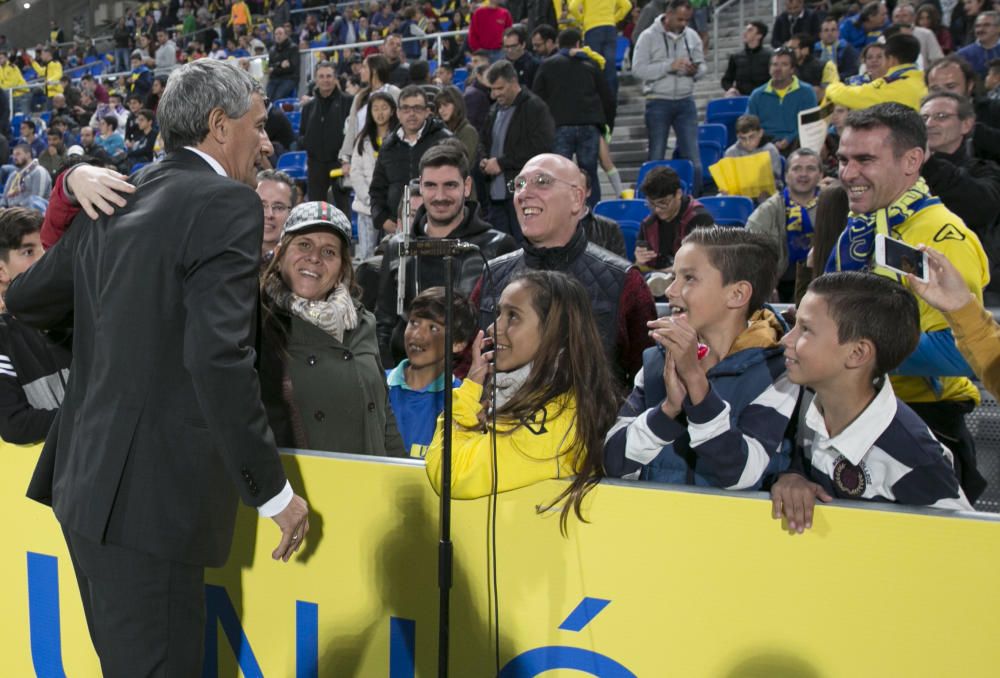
[438,254,454,678]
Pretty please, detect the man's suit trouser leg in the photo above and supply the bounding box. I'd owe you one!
[63,527,206,678]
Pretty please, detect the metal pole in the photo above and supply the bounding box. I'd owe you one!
[438,256,455,678]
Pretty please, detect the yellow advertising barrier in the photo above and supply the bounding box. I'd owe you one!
[3,441,1000,677]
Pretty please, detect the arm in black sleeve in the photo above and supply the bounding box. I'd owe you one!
[921,154,1000,233]
[721,54,737,91]
[373,245,400,366]
[0,372,57,444]
[369,154,391,232]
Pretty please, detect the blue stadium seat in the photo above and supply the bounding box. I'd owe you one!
[593,199,650,260]
[699,140,724,185]
[452,67,468,89]
[38,111,51,125]
[636,160,693,199]
[698,123,729,150]
[276,151,307,181]
[273,97,300,112]
[130,162,148,173]
[286,110,301,135]
[10,112,25,138]
[615,35,630,70]
[697,196,755,226]
[705,97,749,149]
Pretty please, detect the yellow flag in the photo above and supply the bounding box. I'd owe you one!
[708,152,776,198]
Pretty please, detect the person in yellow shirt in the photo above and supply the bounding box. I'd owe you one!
[425,270,619,532]
[30,46,63,98]
[229,0,252,35]
[827,102,989,502]
[567,0,631,98]
[825,33,926,110]
[0,51,30,113]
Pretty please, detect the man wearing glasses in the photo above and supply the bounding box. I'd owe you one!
[502,25,538,89]
[471,153,656,385]
[256,169,298,260]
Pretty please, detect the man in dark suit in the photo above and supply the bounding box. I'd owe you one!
[6,60,310,677]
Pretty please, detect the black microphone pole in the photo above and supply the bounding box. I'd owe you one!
[438,252,454,678]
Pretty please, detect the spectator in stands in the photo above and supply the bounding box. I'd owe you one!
[112,16,131,73]
[154,30,178,70]
[91,92,129,131]
[30,46,62,99]
[815,16,860,81]
[911,244,1000,400]
[987,58,1000,99]
[376,141,515,366]
[604,227,796,488]
[0,207,70,443]
[634,165,714,273]
[478,60,555,243]
[125,108,156,171]
[267,26,299,102]
[849,42,888,84]
[893,2,945,67]
[746,148,823,301]
[925,54,1000,132]
[350,92,398,261]
[723,113,784,193]
[787,32,840,99]
[146,75,167,112]
[435,86,479,182]
[299,61,352,206]
[80,73,108,104]
[916,4,953,54]
[17,121,46,159]
[795,184,848,302]
[340,54,402,175]
[407,60,438,100]
[0,51,29,114]
[472,153,656,383]
[840,1,889,50]
[426,270,619,532]
[748,48,818,153]
[771,0,823,48]
[531,24,559,58]
[228,0,252,36]
[128,51,153,101]
[95,116,126,166]
[463,62,491,132]
[468,0,513,60]
[433,63,454,87]
[568,0,631,99]
[370,85,452,236]
[772,272,973,533]
[633,0,706,192]
[39,130,66,178]
[957,10,1000,76]
[826,34,926,111]
[533,28,614,209]
[260,201,404,456]
[952,0,985,48]
[256,169,298,260]
[381,34,411,88]
[75,126,110,166]
[722,21,773,96]
[502,25,539,89]
[387,286,475,458]
[827,102,989,501]
[1,145,51,209]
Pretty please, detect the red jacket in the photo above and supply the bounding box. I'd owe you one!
[468,6,512,51]
[40,172,81,250]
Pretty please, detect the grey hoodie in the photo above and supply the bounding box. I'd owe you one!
[632,18,706,100]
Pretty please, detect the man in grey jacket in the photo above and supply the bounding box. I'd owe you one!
[633,0,706,193]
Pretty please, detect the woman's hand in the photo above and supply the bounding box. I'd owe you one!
[907,244,975,314]
[466,330,494,386]
[66,165,135,219]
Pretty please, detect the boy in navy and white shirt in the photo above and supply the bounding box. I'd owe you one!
[773,272,972,533]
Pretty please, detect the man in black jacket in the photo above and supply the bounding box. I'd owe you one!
[771,0,822,48]
[267,26,300,102]
[722,21,773,96]
[375,141,517,365]
[370,85,452,236]
[478,60,556,244]
[533,28,614,208]
[299,61,353,209]
[503,25,539,88]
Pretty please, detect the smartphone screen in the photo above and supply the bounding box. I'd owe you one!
[882,237,926,279]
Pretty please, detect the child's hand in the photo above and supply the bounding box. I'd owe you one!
[660,352,687,418]
[770,473,833,534]
[651,315,700,381]
[467,330,494,386]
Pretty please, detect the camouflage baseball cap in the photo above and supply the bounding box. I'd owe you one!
[281,201,352,247]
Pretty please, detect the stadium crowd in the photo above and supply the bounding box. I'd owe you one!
[3,0,1000,557]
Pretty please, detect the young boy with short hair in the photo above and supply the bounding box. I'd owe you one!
[387,287,476,458]
[0,207,71,444]
[605,227,799,489]
[773,272,973,533]
[723,113,784,192]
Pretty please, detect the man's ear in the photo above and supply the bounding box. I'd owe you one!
[0,258,11,286]
[205,106,229,145]
[463,175,472,199]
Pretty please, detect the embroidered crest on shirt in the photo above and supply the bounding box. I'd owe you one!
[521,409,548,435]
[832,456,869,497]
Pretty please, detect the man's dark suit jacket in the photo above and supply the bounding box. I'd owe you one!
[6,149,288,568]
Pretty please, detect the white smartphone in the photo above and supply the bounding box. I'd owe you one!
[874,234,928,282]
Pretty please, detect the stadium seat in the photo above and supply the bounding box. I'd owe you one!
[286,110,301,135]
[273,97,300,112]
[697,196,755,226]
[452,67,468,89]
[698,123,728,150]
[635,160,693,199]
[593,199,650,260]
[615,35,630,70]
[10,112,25,138]
[276,151,307,181]
[130,162,148,173]
[698,140,724,186]
[705,97,749,148]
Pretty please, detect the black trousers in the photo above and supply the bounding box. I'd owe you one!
[908,399,989,503]
[62,527,206,678]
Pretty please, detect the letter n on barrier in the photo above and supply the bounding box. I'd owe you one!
[202,584,264,678]
[389,617,416,678]
[26,552,67,678]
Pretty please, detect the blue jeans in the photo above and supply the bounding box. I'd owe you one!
[553,125,601,208]
[645,97,702,195]
[585,25,618,102]
[114,48,130,74]
[266,78,296,103]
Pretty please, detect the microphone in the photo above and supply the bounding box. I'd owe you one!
[397,239,480,257]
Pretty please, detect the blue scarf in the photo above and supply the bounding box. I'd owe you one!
[784,188,817,266]
[826,177,940,272]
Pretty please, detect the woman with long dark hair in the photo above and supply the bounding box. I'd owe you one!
[795,183,849,303]
[425,270,621,532]
[351,91,398,260]
[340,54,401,170]
[434,85,478,173]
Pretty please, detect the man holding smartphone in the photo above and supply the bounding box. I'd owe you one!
[827,102,990,502]
[632,0,706,194]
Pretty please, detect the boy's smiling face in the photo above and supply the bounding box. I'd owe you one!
[781,291,856,388]
[666,243,737,334]
[405,314,448,372]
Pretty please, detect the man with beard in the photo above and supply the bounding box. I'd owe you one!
[375,141,516,366]
[39,129,66,178]
[1,144,51,208]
